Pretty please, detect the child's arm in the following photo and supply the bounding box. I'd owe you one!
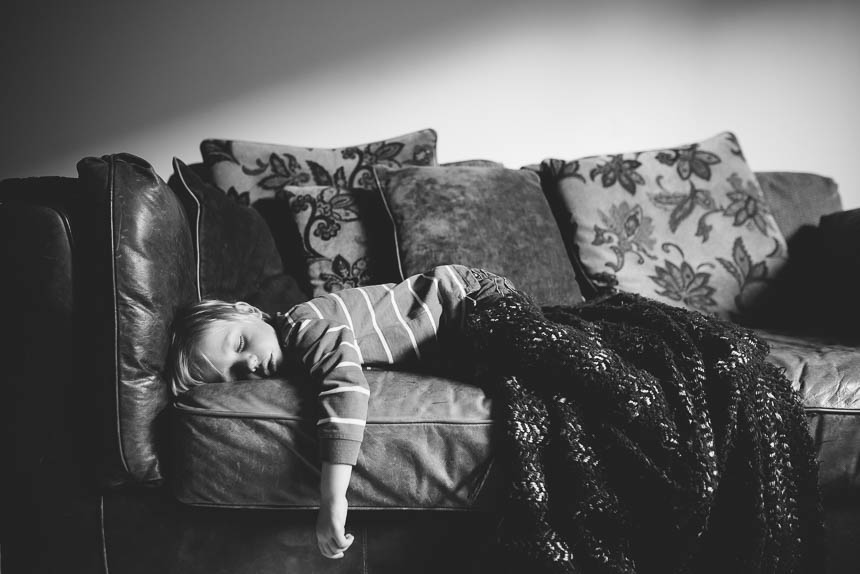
[283,315,369,559]
[283,317,370,465]
[316,462,354,559]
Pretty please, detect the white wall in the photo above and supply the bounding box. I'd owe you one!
[3,0,859,206]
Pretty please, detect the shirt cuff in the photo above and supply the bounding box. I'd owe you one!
[320,437,362,466]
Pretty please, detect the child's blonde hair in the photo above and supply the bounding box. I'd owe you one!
[166,299,269,395]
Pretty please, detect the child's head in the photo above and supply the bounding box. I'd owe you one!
[167,300,284,396]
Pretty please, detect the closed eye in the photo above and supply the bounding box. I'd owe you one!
[236,335,245,353]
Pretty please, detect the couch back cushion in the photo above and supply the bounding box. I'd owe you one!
[201,129,438,203]
[200,130,438,296]
[168,158,307,315]
[77,154,197,485]
[540,132,789,320]
[374,165,584,306]
[755,172,842,241]
[731,172,842,329]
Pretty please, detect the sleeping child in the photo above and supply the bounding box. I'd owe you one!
[166,264,523,559]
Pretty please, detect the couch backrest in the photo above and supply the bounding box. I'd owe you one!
[755,171,842,242]
[85,160,840,486]
[183,161,843,264]
[77,154,197,486]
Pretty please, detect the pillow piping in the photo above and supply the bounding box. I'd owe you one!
[172,157,203,302]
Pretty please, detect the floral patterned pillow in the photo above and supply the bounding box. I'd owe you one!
[274,184,401,296]
[200,130,437,296]
[540,131,789,319]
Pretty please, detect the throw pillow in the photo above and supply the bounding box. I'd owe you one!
[755,171,842,242]
[201,129,438,296]
[540,131,789,319]
[273,183,400,296]
[374,165,583,306]
[201,128,438,203]
[441,159,505,168]
[739,172,844,328]
[170,158,307,314]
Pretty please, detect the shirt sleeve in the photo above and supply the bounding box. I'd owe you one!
[283,316,369,466]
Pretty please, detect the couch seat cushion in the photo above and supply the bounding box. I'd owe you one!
[172,327,860,510]
[171,369,498,510]
[757,328,860,502]
[757,328,860,410]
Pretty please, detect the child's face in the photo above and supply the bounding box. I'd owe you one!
[194,315,284,383]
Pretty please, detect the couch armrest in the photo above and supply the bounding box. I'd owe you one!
[756,207,860,339]
[2,158,199,490]
[0,176,105,472]
[0,178,106,573]
[814,208,860,338]
[739,207,860,338]
[1,177,81,400]
[819,207,860,255]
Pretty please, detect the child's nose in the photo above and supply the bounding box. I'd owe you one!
[245,354,259,372]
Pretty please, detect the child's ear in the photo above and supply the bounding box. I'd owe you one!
[233,301,263,319]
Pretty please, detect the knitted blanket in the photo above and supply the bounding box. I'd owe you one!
[459,291,823,574]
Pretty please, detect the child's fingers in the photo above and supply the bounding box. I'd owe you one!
[319,541,341,559]
[334,532,353,549]
[318,537,332,557]
[320,533,353,559]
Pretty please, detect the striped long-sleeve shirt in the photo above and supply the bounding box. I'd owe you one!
[276,264,479,465]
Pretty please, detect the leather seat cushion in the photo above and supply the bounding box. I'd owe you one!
[171,369,499,510]
[758,328,860,502]
[758,329,860,410]
[172,329,860,510]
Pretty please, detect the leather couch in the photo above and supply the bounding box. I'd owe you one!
[2,153,859,574]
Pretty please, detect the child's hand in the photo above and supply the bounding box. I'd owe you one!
[316,495,353,559]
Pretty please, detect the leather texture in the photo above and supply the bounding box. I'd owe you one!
[1,178,105,574]
[758,328,860,505]
[76,154,197,486]
[817,207,860,334]
[172,327,860,513]
[4,166,860,574]
[101,488,499,574]
[171,369,498,509]
[759,328,860,410]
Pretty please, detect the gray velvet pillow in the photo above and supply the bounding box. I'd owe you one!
[374,165,583,306]
[169,158,307,314]
[755,172,842,241]
[742,172,844,329]
[441,159,505,168]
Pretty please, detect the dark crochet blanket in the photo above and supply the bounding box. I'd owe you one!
[459,291,823,574]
